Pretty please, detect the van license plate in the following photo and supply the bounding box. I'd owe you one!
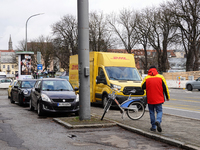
[57,103,71,107]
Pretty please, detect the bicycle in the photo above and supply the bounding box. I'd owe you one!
[101,86,146,121]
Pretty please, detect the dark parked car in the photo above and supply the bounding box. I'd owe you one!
[30,78,79,116]
[10,79,37,106]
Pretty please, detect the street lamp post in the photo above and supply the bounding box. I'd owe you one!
[25,13,44,51]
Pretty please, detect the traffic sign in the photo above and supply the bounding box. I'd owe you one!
[37,64,43,70]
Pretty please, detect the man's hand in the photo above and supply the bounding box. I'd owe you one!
[166,99,169,101]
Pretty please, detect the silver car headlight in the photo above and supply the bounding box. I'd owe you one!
[75,94,79,102]
[23,89,28,95]
[41,94,51,102]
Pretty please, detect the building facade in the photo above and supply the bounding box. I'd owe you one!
[0,36,17,77]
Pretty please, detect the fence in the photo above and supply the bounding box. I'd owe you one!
[163,71,200,80]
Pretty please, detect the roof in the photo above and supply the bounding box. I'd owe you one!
[38,78,68,81]
[108,49,176,57]
[17,79,37,81]
[0,50,15,52]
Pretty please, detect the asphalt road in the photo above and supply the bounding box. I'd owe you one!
[0,89,182,150]
[163,88,200,120]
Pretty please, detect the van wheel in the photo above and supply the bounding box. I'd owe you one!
[187,84,193,91]
[102,95,108,108]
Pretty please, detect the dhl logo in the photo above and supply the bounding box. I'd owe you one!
[70,74,77,79]
[111,56,129,60]
[71,64,78,70]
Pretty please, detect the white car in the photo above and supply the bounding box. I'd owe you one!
[185,77,200,91]
[0,78,12,88]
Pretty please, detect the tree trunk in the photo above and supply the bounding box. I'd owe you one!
[186,50,194,71]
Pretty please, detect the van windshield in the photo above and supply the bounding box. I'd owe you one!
[105,67,142,81]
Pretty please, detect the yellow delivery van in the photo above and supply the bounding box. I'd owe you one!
[69,52,146,107]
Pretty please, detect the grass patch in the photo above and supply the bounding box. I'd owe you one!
[59,115,114,125]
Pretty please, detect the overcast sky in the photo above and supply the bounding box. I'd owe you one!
[0,0,167,50]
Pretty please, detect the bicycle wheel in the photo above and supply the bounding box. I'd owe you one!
[126,101,145,120]
[101,99,112,120]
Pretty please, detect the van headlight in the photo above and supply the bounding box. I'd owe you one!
[111,84,121,90]
[41,94,51,102]
[23,89,28,95]
[75,94,79,102]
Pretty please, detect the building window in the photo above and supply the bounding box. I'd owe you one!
[3,65,5,68]
[12,65,14,68]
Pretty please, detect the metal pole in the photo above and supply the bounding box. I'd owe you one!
[25,13,44,51]
[77,0,90,120]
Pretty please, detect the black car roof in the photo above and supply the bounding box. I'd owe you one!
[37,78,67,81]
[17,79,37,81]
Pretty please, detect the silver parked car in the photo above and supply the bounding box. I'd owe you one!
[186,77,200,91]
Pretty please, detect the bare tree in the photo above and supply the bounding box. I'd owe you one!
[16,40,26,51]
[89,11,113,51]
[16,36,54,73]
[51,15,78,72]
[107,9,138,53]
[36,36,54,71]
[52,38,71,72]
[147,5,179,72]
[52,14,78,55]
[170,0,200,71]
[135,9,152,73]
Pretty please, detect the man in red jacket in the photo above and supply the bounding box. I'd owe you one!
[141,66,170,132]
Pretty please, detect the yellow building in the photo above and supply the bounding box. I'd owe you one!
[0,36,17,78]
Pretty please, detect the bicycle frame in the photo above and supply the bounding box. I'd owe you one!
[101,85,146,121]
[120,98,141,109]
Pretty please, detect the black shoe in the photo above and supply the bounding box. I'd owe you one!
[155,121,162,132]
[150,127,156,132]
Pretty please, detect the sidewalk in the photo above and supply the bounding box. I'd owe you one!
[54,106,200,150]
[92,107,200,150]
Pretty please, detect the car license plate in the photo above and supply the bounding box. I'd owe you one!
[57,103,71,107]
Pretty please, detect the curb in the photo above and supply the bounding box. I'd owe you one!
[53,118,117,129]
[116,122,199,150]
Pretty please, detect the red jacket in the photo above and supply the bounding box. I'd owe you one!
[141,68,170,104]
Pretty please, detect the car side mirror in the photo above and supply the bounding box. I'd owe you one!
[35,87,40,92]
[14,85,18,88]
[74,87,79,91]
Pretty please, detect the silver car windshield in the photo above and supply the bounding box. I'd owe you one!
[42,80,73,91]
[105,67,142,81]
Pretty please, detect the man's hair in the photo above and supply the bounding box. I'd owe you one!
[149,65,156,69]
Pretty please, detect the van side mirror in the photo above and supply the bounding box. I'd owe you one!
[96,76,107,85]
[96,76,101,84]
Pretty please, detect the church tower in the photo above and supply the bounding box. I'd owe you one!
[8,35,13,50]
